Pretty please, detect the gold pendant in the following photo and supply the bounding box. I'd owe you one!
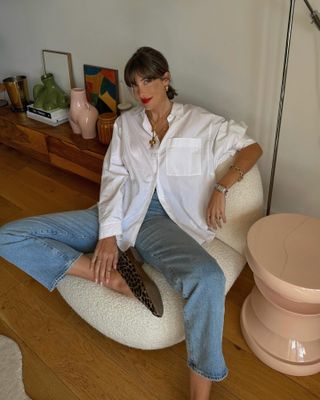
[149,137,157,147]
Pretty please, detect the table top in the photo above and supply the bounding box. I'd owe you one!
[0,106,108,155]
[247,213,320,290]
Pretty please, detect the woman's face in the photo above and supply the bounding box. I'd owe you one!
[131,72,170,110]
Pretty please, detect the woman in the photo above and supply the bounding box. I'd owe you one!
[0,47,262,400]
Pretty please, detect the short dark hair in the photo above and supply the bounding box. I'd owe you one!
[124,47,178,100]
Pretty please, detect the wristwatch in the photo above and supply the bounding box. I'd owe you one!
[214,183,228,196]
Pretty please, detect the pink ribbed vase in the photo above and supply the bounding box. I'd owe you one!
[69,88,98,139]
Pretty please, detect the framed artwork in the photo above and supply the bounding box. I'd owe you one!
[42,50,75,93]
[83,64,119,114]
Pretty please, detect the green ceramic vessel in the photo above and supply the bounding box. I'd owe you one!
[33,73,68,111]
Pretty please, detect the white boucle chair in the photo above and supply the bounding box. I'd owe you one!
[57,158,264,350]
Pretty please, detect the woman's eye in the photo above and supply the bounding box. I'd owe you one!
[143,79,152,85]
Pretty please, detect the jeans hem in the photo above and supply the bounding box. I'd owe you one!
[49,252,84,291]
[188,362,228,382]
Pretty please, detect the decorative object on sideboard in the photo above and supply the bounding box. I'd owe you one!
[83,64,119,114]
[0,83,8,108]
[97,112,117,145]
[42,49,75,94]
[69,88,98,139]
[2,75,30,112]
[26,103,69,126]
[117,80,133,112]
[33,73,69,111]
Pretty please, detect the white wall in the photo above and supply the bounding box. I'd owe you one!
[0,0,319,217]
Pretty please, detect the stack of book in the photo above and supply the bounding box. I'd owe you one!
[26,104,69,126]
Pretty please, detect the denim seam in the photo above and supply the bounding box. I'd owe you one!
[50,252,84,291]
[188,361,229,382]
[183,310,197,375]
[30,230,96,240]
[29,236,74,263]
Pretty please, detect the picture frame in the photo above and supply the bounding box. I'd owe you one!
[42,50,75,93]
[83,64,119,114]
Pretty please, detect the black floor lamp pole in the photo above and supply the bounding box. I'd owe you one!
[266,0,320,215]
[266,0,296,216]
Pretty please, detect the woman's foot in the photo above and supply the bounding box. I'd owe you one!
[67,255,134,297]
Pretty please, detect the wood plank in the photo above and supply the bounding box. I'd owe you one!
[288,375,320,399]
[0,106,107,155]
[48,136,104,172]
[26,157,100,199]
[0,167,95,215]
[49,153,101,183]
[0,319,79,400]
[0,262,21,297]
[25,279,75,321]
[1,259,33,286]
[0,117,49,162]
[0,144,100,200]
[0,144,30,173]
[12,166,97,210]
[0,169,63,214]
[66,311,241,400]
[222,338,319,400]
[0,283,161,400]
[0,195,24,224]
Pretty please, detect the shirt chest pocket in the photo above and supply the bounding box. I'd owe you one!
[166,138,202,176]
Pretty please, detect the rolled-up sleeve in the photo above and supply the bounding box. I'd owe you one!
[212,120,255,170]
[98,119,129,239]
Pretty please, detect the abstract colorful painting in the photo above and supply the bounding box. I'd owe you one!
[83,65,119,114]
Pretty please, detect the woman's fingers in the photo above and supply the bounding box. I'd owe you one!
[90,237,118,285]
[206,208,226,229]
[113,251,118,270]
[94,258,101,283]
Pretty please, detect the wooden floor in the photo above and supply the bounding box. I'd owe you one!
[0,143,319,400]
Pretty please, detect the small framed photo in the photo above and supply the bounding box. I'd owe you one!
[42,50,75,93]
[83,64,119,114]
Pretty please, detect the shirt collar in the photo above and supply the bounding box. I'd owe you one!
[137,101,184,120]
[136,102,184,136]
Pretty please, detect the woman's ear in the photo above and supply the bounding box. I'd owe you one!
[162,71,171,87]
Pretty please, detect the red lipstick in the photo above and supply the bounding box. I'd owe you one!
[141,98,152,104]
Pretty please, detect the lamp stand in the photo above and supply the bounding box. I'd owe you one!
[266,0,296,215]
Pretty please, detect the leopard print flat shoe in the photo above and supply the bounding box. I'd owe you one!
[117,248,164,317]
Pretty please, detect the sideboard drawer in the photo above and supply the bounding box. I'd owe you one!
[48,136,104,183]
[0,118,49,162]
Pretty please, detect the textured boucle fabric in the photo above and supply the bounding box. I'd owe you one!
[57,239,245,349]
[58,158,263,349]
[0,335,31,400]
[215,159,264,255]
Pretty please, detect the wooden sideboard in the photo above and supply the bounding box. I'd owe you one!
[0,107,108,183]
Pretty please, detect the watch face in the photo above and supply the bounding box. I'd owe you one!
[215,184,228,194]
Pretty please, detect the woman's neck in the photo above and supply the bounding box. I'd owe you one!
[147,99,172,122]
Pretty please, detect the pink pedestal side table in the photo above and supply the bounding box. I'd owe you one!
[241,213,320,376]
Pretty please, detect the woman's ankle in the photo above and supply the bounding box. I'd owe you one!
[67,255,134,297]
[190,370,212,400]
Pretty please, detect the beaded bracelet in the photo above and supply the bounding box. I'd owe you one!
[230,165,245,181]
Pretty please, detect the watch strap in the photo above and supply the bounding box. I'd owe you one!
[214,183,228,196]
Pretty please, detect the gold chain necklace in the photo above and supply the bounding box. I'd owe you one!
[147,105,172,148]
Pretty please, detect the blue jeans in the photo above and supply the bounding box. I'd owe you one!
[0,190,228,381]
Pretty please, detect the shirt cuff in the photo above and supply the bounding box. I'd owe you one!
[99,222,122,240]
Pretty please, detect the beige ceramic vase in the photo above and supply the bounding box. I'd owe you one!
[69,88,98,139]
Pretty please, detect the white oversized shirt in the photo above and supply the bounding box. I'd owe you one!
[98,102,254,251]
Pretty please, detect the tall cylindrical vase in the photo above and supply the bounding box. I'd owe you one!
[69,88,98,139]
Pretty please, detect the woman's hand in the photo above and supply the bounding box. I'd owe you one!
[90,236,119,286]
[206,190,227,230]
